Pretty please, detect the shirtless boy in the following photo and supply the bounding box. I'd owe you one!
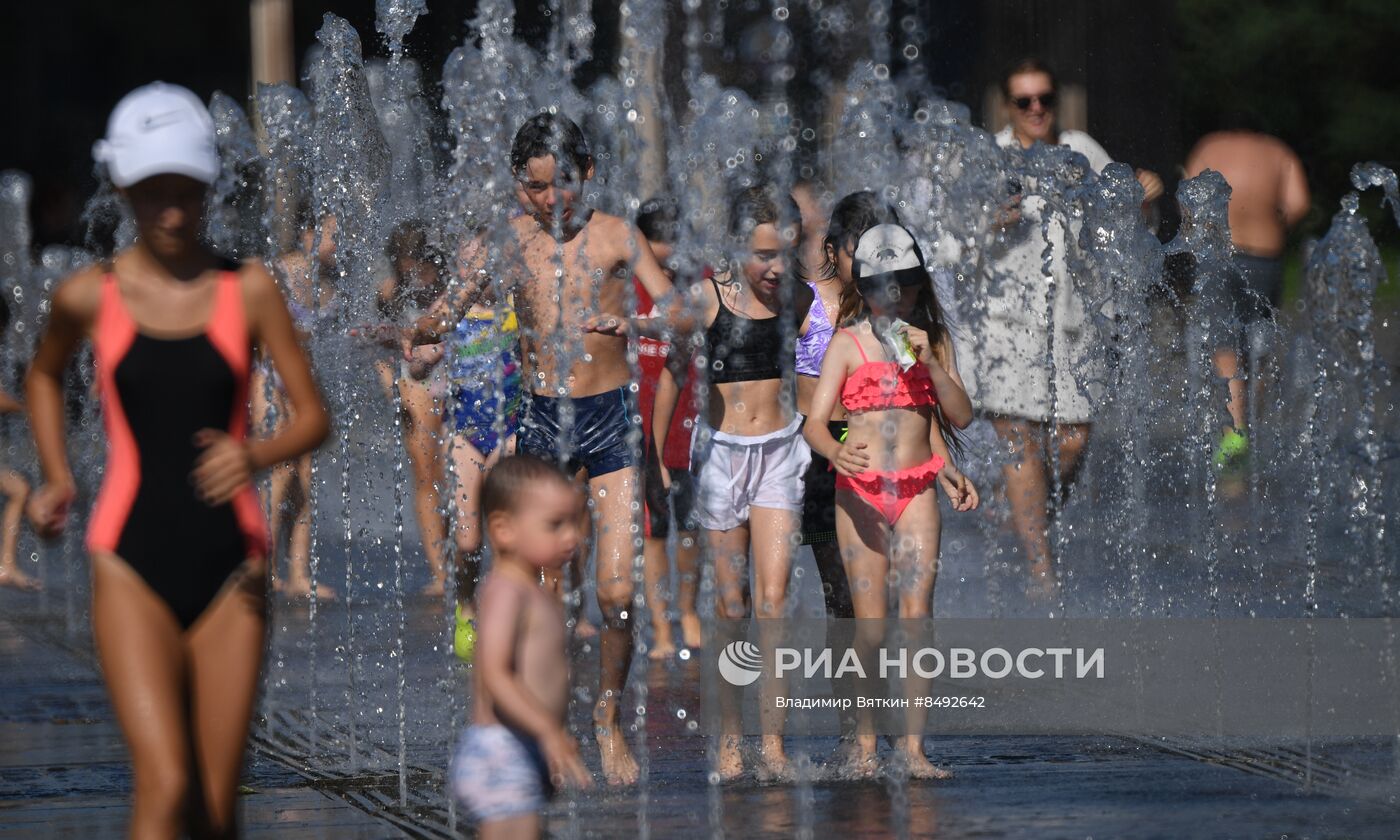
[1185,128,1309,465]
[412,112,677,784]
[450,455,592,838]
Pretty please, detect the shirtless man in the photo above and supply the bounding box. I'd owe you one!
[411,112,677,785]
[1185,129,1310,465]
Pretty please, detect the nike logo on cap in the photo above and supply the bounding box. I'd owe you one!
[140,110,185,131]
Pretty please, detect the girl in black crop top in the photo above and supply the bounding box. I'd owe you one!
[692,184,817,781]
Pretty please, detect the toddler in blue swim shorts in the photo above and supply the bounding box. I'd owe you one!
[449,455,593,837]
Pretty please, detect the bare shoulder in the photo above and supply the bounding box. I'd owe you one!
[237,259,284,308]
[588,209,629,237]
[507,213,531,236]
[50,264,106,326]
[693,270,719,304]
[273,251,311,290]
[1185,132,1229,165]
[826,326,860,363]
[477,572,526,613]
[586,211,639,251]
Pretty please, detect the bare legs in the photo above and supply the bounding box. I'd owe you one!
[589,466,642,785]
[708,506,801,780]
[991,417,1089,595]
[91,552,266,839]
[267,454,328,599]
[836,487,950,779]
[447,433,490,615]
[676,529,702,649]
[253,370,333,601]
[643,526,701,659]
[397,380,447,596]
[0,469,36,591]
[642,533,676,658]
[1214,348,1248,431]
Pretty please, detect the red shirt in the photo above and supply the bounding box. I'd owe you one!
[634,277,700,470]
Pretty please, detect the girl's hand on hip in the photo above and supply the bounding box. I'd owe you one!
[834,440,870,476]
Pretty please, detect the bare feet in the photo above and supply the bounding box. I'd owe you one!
[420,578,446,598]
[649,624,677,660]
[574,618,599,640]
[837,742,880,780]
[715,734,744,782]
[594,724,639,786]
[901,748,953,780]
[1026,561,1058,602]
[283,578,339,602]
[756,746,794,783]
[680,612,703,649]
[0,567,41,592]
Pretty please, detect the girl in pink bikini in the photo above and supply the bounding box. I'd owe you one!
[802,223,977,778]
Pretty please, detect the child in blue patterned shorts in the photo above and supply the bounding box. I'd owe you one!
[450,455,592,837]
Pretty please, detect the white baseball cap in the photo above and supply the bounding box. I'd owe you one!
[92,82,220,188]
[852,223,929,288]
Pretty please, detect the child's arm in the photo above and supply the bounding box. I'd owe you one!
[802,334,869,476]
[408,233,490,347]
[586,222,693,339]
[904,328,973,428]
[25,274,95,537]
[476,580,592,788]
[652,365,682,481]
[930,423,979,512]
[628,223,693,338]
[0,390,22,415]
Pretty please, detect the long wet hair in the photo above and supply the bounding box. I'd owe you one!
[837,221,962,452]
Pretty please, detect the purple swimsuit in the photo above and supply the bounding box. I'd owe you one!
[796,281,835,377]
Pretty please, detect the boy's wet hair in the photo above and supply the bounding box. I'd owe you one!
[636,197,680,245]
[728,183,802,240]
[511,112,592,179]
[482,454,574,519]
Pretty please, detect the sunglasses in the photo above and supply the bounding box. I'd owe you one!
[1012,93,1057,111]
[856,268,927,295]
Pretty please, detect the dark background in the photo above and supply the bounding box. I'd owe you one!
[4,1,1396,248]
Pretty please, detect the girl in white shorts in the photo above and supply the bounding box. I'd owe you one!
[692,184,820,781]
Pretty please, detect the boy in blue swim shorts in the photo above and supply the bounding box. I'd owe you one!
[412,113,681,784]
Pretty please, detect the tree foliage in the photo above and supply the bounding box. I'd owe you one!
[1175,0,1400,232]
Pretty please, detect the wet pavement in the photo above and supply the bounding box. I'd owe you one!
[5,555,1400,838]
[2,297,1399,837]
[0,611,395,839]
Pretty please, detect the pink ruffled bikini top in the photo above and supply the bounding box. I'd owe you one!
[839,328,937,414]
